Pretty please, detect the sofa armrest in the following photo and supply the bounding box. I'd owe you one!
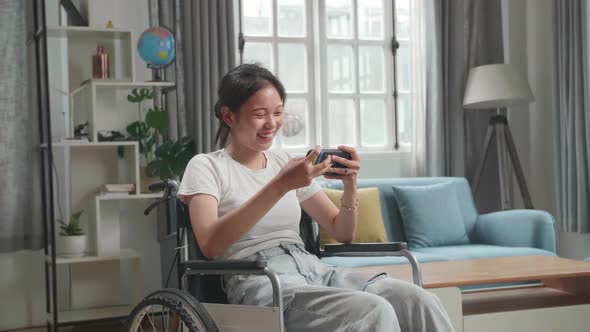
[473,210,558,254]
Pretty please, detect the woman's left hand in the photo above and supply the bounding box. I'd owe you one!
[323,145,360,185]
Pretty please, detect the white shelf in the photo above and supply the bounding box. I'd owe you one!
[47,26,132,39]
[57,305,134,323]
[69,79,176,142]
[44,141,138,148]
[45,14,164,324]
[96,192,162,200]
[53,248,140,264]
[86,79,176,88]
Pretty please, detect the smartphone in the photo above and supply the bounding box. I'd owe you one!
[306,148,352,168]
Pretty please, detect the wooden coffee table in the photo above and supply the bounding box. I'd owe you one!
[355,256,590,332]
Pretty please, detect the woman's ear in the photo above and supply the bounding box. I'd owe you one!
[220,106,234,127]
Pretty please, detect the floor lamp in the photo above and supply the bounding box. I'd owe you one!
[463,64,535,209]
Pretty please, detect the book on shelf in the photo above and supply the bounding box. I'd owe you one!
[99,183,135,194]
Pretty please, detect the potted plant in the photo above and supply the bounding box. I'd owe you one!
[146,136,194,180]
[57,210,87,257]
[126,88,169,192]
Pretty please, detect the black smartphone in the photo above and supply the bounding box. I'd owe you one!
[306,148,352,168]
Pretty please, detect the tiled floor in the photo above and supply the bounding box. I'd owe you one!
[6,319,124,332]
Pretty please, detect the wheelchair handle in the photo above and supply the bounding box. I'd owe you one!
[148,179,180,195]
[143,179,180,216]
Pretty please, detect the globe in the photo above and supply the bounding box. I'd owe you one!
[137,26,176,69]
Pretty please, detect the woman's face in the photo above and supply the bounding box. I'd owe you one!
[230,84,284,151]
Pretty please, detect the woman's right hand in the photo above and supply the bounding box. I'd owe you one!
[275,146,332,192]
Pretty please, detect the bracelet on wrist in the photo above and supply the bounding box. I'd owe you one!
[340,197,359,211]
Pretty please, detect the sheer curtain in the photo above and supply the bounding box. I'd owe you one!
[410,0,444,176]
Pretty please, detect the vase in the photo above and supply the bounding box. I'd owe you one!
[140,166,160,193]
[58,234,87,257]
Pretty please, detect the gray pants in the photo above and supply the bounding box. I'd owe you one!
[224,243,455,332]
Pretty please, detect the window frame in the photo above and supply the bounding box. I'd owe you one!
[237,0,410,153]
[317,0,395,151]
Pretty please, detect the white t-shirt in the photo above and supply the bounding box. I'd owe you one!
[177,149,322,260]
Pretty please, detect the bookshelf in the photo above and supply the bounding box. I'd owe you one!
[43,19,173,327]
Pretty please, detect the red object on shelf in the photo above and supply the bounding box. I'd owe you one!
[92,45,110,79]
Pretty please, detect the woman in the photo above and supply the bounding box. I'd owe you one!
[178,63,454,332]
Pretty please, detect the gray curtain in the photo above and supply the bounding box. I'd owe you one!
[554,0,590,233]
[180,0,237,153]
[0,0,43,252]
[424,0,504,213]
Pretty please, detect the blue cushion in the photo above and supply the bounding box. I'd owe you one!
[413,244,556,260]
[584,257,590,263]
[321,252,449,268]
[318,177,479,243]
[392,182,470,249]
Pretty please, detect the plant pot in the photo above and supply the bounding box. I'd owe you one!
[140,166,160,193]
[58,234,87,257]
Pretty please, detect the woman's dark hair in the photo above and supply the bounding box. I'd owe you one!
[214,63,286,147]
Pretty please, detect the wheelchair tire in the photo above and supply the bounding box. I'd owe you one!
[125,288,218,332]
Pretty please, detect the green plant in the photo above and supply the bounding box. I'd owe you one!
[58,210,84,236]
[126,88,169,164]
[146,136,194,180]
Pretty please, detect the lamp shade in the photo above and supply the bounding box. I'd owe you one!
[463,64,534,109]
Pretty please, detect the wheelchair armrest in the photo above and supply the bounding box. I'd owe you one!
[182,259,284,320]
[320,241,423,287]
[183,259,267,271]
[322,242,408,254]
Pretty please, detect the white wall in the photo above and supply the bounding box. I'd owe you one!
[503,0,590,260]
[0,251,46,330]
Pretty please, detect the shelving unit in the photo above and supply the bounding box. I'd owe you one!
[41,14,176,330]
[69,79,175,142]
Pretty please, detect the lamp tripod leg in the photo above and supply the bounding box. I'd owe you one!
[503,124,534,209]
[472,122,496,195]
[496,124,511,209]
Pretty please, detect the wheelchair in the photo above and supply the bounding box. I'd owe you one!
[124,180,423,332]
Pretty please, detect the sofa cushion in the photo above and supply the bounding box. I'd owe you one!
[319,177,480,243]
[321,252,449,268]
[320,187,388,245]
[392,182,470,249]
[413,244,556,260]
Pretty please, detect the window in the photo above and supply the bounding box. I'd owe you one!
[239,0,413,152]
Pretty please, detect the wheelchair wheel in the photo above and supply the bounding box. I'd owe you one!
[125,288,218,332]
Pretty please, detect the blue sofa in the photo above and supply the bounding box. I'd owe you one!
[318,177,558,268]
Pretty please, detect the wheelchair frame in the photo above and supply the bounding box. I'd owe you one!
[145,179,423,331]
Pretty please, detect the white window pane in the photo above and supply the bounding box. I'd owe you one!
[243,0,273,36]
[327,45,355,92]
[360,99,387,146]
[328,99,356,146]
[244,42,274,72]
[397,44,412,91]
[395,0,410,40]
[278,0,306,37]
[398,94,411,144]
[281,99,308,148]
[358,0,384,40]
[278,43,307,92]
[325,0,353,39]
[359,46,385,93]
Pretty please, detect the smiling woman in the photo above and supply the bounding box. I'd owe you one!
[175,63,454,331]
[213,64,287,151]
